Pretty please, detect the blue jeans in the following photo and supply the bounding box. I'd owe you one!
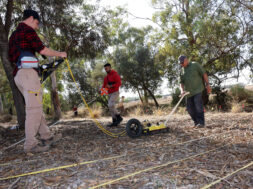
[186,93,205,125]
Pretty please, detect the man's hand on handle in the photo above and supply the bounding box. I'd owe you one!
[180,91,190,97]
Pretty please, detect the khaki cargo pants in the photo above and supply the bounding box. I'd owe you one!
[14,69,52,151]
[108,91,119,118]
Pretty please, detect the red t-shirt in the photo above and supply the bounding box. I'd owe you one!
[8,22,45,64]
[102,70,121,94]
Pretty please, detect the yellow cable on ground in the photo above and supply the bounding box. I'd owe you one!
[0,130,232,167]
[0,131,233,180]
[201,161,253,189]
[0,154,125,181]
[89,143,231,189]
[171,130,232,146]
[65,58,126,137]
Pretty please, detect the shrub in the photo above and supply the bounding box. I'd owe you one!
[231,102,242,113]
[229,84,249,102]
[210,85,232,111]
[171,88,186,107]
[88,105,102,118]
[153,107,166,116]
[130,106,144,116]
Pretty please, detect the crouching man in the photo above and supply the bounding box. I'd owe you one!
[102,63,123,127]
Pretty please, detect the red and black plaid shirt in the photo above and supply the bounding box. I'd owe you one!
[8,22,45,64]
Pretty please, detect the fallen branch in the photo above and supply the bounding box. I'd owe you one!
[8,177,21,189]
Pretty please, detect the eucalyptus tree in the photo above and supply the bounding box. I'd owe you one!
[63,6,130,110]
[151,0,253,86]
[0,0,112,128]
[114,27,163,108]
[0,60,11,113]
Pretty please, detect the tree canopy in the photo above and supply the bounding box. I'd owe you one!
[0,0,252,120]
[113,27,163,107]
[151,0,252,86]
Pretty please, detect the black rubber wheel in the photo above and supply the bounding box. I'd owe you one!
[126,118,143,138]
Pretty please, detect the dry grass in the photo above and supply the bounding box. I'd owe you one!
[129,105,144,116]
[153,108,165,116]
[61,105,103,119]
[153,107,174,116]
[1,112,253,188]
[231,101,245,113]
[177,106,188,114]
[231,103,242,113]
[88,105,102,119]
[0,114,12,123]
[71,105,102,119]
[76,106,89,117]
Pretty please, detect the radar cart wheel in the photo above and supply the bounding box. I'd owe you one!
[126,118,143,138]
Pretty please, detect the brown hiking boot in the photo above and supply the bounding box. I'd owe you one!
[41,133,62,146]
[25,144,49,153]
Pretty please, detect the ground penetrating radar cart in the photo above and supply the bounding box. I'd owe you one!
[126,92,189,138]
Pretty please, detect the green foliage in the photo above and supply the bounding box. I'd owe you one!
[1,0,124,114]
[64,59,95,107]
[0,60,13,112]
[171,87,185,107]
[0,61,11,94]
[209,85,232,111]
[208,84,253,112]
[113,27,164,106]
[2,0,252,115]
[229,84,252,102]
[155,95,163,99]
[42,92,51,113]
[152,0,253,86]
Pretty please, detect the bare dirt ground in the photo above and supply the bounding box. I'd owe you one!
[0,112,253,189]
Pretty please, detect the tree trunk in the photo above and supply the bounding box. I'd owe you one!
[50,71,61,120]
[146,88,159,108]
[0,94,3,114]
[143,89,149,105]
[136,88,144,105]
[0,17,25,129]
[182,0,196,56]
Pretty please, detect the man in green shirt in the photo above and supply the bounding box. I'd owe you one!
[179,55,211,128]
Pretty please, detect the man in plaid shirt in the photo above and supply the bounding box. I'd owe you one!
[9,9,67,153]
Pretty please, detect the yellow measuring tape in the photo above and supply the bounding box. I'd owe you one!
[0,130,232,167]
[65,58,126,137]
[0,130,233,180]
[0,154,124,181]
[201,161,253,189]
[89,143,232,189]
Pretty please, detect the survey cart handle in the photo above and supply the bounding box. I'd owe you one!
[164,91,190,126]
